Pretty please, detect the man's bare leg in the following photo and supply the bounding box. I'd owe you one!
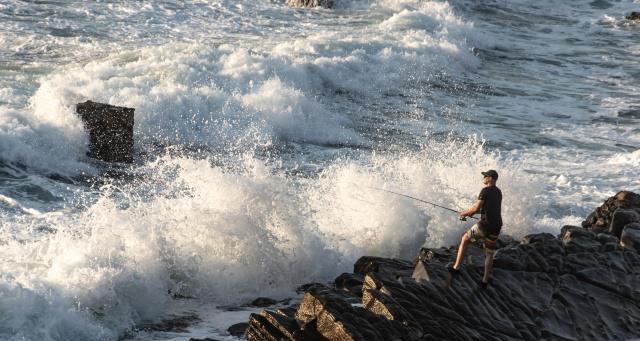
[453,232,470,270]
[483,249,494,283]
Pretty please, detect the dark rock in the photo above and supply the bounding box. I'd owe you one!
[560,225,584,239]
[609,208,640,238]
[334,273,364,297]
[414,246,454,262]
[296,282,330,294]
[295,289,410,341]
[581,191,640,231]
[245,314,287,341]
[596,233,619,244]
[140,313,200,332]
[626,11,640,20]
[621,222,640,250]
[227,322,249,337]
[618,108,640,118]
[246,193,640,341]
[521,232,556,244]
[353,256,415,277]
[251,310,299,340]
[616,191,640,207]
[293,318,330,341]
[561,226,600,253]
[276,307,297,319]
[250,297,278,307]
[76,100,134,163]
[286,0,334,8]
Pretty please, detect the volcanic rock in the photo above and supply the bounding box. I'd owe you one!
[76,100,134,163]
[250,297,279,307]
[227,322,249,337]
[626,11,640,20]
[582,191,640,237]
[610,208,640,237]
[621,223,640,250]
[286,0,334,9]
[245,191,640,341]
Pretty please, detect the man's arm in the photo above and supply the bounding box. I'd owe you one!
[460,199,483,218]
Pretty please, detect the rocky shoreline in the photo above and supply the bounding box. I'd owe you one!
[242,191,640,340]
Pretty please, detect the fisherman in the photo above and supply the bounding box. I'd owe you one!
[449,170,503,288]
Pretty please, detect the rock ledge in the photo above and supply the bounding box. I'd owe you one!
[246,191,640,340]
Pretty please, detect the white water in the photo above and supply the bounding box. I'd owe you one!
[1,0,639,340]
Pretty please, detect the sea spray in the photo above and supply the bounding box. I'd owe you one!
[0,135,559,340]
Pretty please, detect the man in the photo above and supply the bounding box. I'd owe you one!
[449,169,503,288]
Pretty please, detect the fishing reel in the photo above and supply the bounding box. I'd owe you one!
[459,216,467,222]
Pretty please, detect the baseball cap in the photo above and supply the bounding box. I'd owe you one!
[481,170,499,180]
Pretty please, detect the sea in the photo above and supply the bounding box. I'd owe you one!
[1,0,639,340]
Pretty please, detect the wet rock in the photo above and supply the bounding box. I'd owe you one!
[581,191,640,231]
[295,289,410,341]
[245,310,299,341]
[609,208,640,238]
[246,313,288,341]
[286,0,334,8]
[246,193,640,341]
[140,313,200,333]
[621,222,640,250]
[626,11,640,20]
[276,307,297,318]
[562,226,600,252]
[334,273,364,297]
[250,297,278,307]
[296,282,330,294]
[228,322,249,337]
[353,256,414,276]
[76,100,134,163]
[189,338,221,341]
[618,108,640,118]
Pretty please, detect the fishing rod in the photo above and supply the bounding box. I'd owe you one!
[368,187,478,221]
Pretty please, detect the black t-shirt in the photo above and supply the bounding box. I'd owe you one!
[478,186,503,234]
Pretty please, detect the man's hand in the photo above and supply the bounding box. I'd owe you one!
[460,199,483,218]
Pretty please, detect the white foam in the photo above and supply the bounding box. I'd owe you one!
[0,137,555,340]
[607,150,640,167]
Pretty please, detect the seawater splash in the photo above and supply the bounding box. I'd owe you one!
[0,136,557,340]
[1,0,639,339]
[1,0,479,174]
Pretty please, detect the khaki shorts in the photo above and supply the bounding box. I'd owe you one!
[467,224,499,252]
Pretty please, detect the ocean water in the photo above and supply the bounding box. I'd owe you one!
[1,0,639,339]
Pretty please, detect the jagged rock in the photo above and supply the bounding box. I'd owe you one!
[140,313,200,332]
[609,208,640,238]
[250,297,278,307]
[76,100,134,163]
[582,191,640,233]
[562,226,600,252]
[627,11,640,20]
[619,108,640,118]
[228,322,249,337]
[286,0,334,8]
[621,223,640,250]
[295,289,410,341]
[246,314,288,341]
[247,193,640,341]
[353,256,415,277]
[276,307,297,318]
[334,273,364,297]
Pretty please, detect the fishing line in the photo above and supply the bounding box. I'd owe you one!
[366,186,478,220]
